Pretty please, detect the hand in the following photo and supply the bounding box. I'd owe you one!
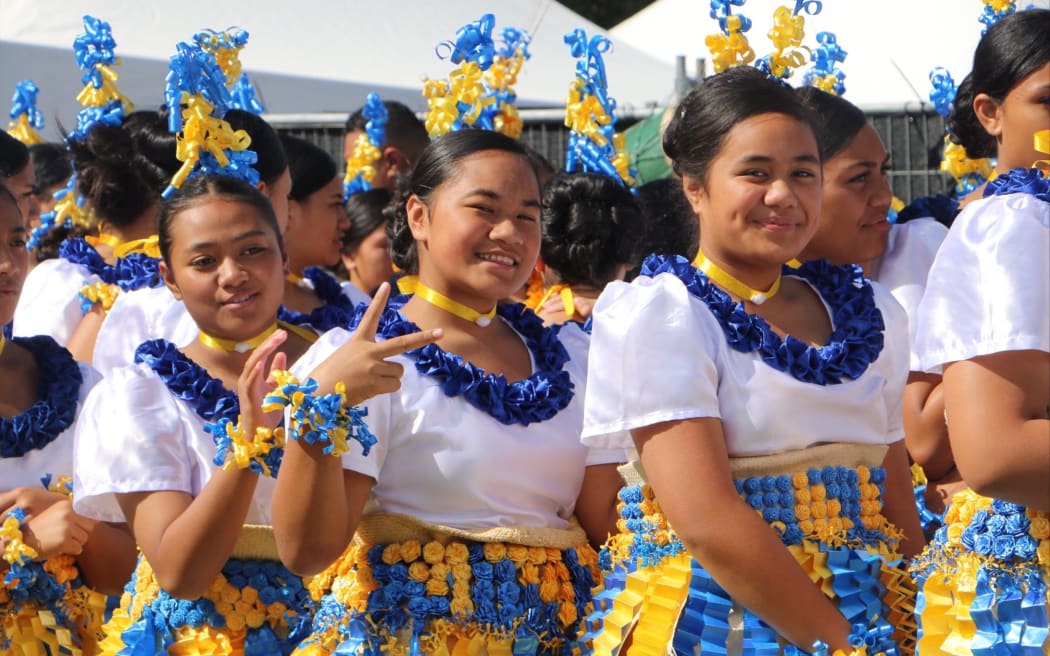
[0,487,68,518]
[308,282,443,406]
[239,329,288,433]
[21,498,97,560]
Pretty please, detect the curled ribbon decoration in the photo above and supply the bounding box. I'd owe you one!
[705,14,756,73]
[941,136,995,196]
[194,27,264,114]
[7,80,44,144]
[562,29,636,186]
[793,0,823,15]
[343,92,388,200]
[482,26,531,139]
[928,67,956,120]
[979,0,1016,33]
[1033,129,1050,173]
[761,5,808,81]
[69,14,133,141]
[803,31,847,96]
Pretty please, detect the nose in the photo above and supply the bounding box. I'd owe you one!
[489,216,524,246]
[870,174,893,209]
[217,256,247,287]
[764,177,799,208]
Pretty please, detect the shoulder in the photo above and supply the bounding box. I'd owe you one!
[888,218,948,258]
[340,281,372,306]
[294,326,355,377]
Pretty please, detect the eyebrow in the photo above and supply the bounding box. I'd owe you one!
[738,154,821,165]
[464,188,541,208]
[185,229,268,251]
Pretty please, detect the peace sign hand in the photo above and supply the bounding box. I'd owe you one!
[308,283,443,406]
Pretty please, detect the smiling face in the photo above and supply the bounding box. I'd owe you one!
[286,175,350,270]
[684,112,822,276]
[407,149,540,310]
[800,123,893,266]
[0,194,28,326]
[160,196,285,342]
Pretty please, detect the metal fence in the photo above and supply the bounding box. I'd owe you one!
[268,108,954,204]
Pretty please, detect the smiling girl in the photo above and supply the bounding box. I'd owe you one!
[583,67,921,654]
[272,129,625,655]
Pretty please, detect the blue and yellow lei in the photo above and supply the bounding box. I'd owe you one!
[59,237,162,295]
[984,166,1050,202]
[346,296,575,425]
[0,336,82,459]
[278,267,358,333]
[639,254,886,385]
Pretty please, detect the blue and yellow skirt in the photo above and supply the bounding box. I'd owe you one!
[293,513,600,656]
[1,554,108,656]
[911,488,1049,655]
[97,525,313,655]
[585,443,917,656]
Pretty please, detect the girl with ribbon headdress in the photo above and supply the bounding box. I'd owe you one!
[582,66,921,655]
[271,129,625,656]
[0,182,136,656]
[910,8,1050,654]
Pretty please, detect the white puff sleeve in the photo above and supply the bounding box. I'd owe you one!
[13,259,97,345]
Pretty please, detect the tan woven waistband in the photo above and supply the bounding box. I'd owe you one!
[230,524,280,561]
[354,512,588,550]
[618,442,889,486]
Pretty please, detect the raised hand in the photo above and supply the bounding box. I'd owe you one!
[238,329,288,433]
[21,498,97,559]
[308,282,443,406]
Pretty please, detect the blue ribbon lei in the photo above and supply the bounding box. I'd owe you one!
[57,238,162,292]
[278,267,358,333]
[639,254,886,385]
[0,336,82,459]
[347,296,575,425]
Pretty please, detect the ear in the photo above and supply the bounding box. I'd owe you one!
[381,147,411,177]
[159,260,182,301]
[680,174,708,217]
[341,250,358,273]
[405,194,430,243]
[973,93,1003,139]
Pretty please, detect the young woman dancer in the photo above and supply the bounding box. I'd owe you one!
[582,67,923,654]
[271,129,625,655]
[910,9,1050,654]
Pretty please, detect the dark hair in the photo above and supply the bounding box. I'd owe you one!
[522,143,556,184]
[158,174,283,266]
[343,187,391,251]
[67,121,167,228]
[387,129,534,274]
[949,9,1050,158]
[0,130,30,179]
[123,109,181,182]
[28,142,72,195]
[345,100,430,164]
[633,177,699,263]
[224,109,288,186]
[279,134,338,201]
[540,171,643,287]
[795,87,868,160]
[663,67,819,181]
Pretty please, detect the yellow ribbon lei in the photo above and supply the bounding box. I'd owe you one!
[199,322,279,354]
[113,234,161,259]
[409,278,497,327]
[693,249,781,304]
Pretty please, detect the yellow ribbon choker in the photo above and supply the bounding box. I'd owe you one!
[693,249,781,305]
[199,323,279,353]
[413,280,498,327]
[0,334,6,359]
[286,272,311,289]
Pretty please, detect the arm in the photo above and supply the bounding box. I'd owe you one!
[574,463,622,550]
[66,306,106,364]
[75,521,138,595]
[942,350,1050,510]
[879,440,926,558]
[634,417,854,652]
[902,372,954,479]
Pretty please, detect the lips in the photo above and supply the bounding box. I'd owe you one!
[221,291,259,306]
[477,252,517,267]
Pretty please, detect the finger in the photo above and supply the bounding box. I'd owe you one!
[0,490,16,514]
[240,330,287,390]
[351,282,391,343]
[373,328,443,358]
[266,351,288,382]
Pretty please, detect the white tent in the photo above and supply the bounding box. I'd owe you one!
[611,0,1050,111]
[1,0,676,140]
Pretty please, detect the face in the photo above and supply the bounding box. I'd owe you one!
[3,163,40,229]
[0,197,28,326]
[800,124,893,266]
[344,129,408,191]
[976,62,1050,171]
[160,197,285,341]
[408,150,541,307]
[287,175,349,268]
[683,113,822,270]
[342,223,393,295]
[259,168,292,234]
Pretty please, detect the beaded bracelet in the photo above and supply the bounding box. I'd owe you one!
[78,281,120,314]
[264,371,377,457]
[1,508,38,566]
[207,416,285,476]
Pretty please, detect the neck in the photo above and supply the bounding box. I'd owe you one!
[696,245,782,297]
[402,277,498,333]
[197,322,279,355]
[99,212,156,245]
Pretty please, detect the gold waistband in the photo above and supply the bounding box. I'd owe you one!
[230,524,280,561]
[355,512,589,550]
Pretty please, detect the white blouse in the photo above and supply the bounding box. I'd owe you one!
[293,321,625,530]
[72,354,311,524]
[870,218,948,371]
[13,259,99,346]
[91,286,196,378]
[916,192,1050,372]
[582,271,910,456]
[1,362,101,490]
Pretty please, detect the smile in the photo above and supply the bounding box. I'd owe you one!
[477,253,517,266]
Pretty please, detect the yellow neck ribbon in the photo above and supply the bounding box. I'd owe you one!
[693,249,781,305]
[86,232,123,250]
[412,279,497,327]
[199,322,279,354]
[0,334,6,359]
[113,235,161,259]
[537,284,580,321]
[286,271,308,288]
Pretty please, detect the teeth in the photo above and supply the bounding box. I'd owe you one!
[228,294,253,304]
[478,253,514,266]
